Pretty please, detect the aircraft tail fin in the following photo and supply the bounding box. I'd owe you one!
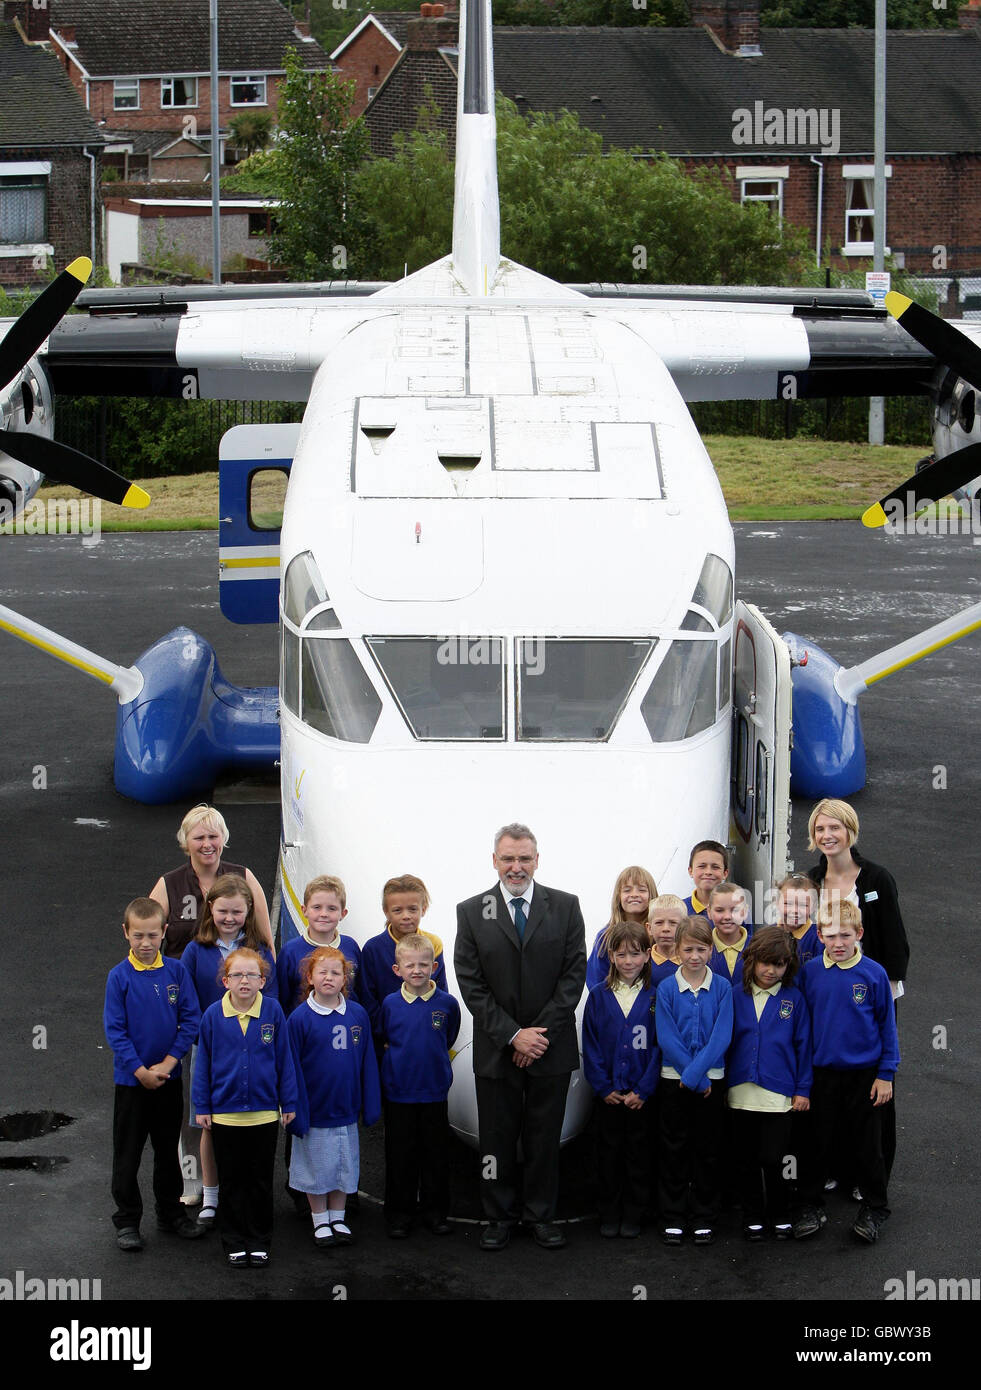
[451,0,500,296]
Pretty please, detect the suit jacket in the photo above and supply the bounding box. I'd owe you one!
[454,881,586,1079]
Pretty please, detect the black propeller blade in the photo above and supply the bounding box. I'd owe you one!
[0,429,149,509]
[0,256,92,391]
[863,292,981,527]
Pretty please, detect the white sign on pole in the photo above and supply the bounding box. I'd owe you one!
[866,270,891,308]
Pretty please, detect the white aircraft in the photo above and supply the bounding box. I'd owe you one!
[3,0,980,1142]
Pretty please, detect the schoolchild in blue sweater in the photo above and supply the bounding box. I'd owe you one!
[682,840,729,918]
[648,896,684,987]
[276,874,364,1015]
[287,947,381,1248]
[795,903,899,1245]
[378,933,461,1238]
[707,882,754,987]
[181,874,277,1228]
[776,873,822,967]
[104,898,203,1252]
[360,875,447,1035]
[582,920,661,1239]
[584,866,658,991]
[655,916,733,1245]
[727,927,812,1240]
[193,948,297,1268]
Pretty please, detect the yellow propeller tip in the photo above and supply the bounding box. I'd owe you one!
[884,291,912,321]
[862,502,888,529]
[65,256,93,285]
[122,483,151,510]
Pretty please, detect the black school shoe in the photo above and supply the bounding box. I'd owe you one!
[157,1214,208,1240]
[116,1228,144,1252]
[793,1207,828,1240]
[661,1227,684,1246]
[853,1206,888,1244]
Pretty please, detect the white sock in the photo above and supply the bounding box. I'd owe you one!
[328,1208,346,1224]
[202,1186,219,1208]
[312,1211,331,1229]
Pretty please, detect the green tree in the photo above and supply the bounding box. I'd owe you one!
[228,110,274,157]
[760,0,957,25]
[352,94,454,278]
[244,47,370,280]
[495,97,809,284]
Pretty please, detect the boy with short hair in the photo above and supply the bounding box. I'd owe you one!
[103,898,203,1251]
[648,895,685,987]
[276,875,363,1015]
[378,933,461,1238]
[707,882,753,987]
[794,901,899,1244]
[684,841,729,917]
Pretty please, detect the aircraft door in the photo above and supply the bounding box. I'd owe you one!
[218,424,300,624]
[729,602,792,918]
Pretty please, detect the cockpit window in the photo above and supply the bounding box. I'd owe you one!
[691,554,733,627]
[284,550,327,627]
[301,637,382,743]
[365,637,505,739]
[640,638,717,742]
[517,639,654,741]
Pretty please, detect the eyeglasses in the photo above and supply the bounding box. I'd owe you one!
[498,856,536,867]
[226,972,262,982]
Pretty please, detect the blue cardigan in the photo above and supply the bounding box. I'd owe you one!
[582,982,661,1101]
[727,983,812,1099]
[104,956,200,1086]
[192,994,298,1116]
[655,969,733,1092]
[287,998,382,1133]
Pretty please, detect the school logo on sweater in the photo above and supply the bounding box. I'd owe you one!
[350,1026,362,1046]
[166,983,179,1006]
[431,1011,448,1031]
[260,1023,275,1044]
[852,983,868,1004]
[779,999,794,1019]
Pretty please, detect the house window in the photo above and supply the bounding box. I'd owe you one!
[230,74,266,106]
[0,172,46,243]
[161,77,198,108]
[113,78,140,110]
[737,166,787,227]
[843,164,891,255]
[248,211,273,238]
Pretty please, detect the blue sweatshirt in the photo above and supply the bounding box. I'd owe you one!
[790,922,822,967]
[274,933,363,1016]
[582,982,661,1101]
[727,983,813,1099]
[379,986,461,1104]
[192,994,298,1116]
[181,940,278,1014]
[655,969,733,1092]
[585,924,615,992]
[104,955,200,1086]
[800,952,900,1080]
[360,928,447,1030]
[286,998,382,1133]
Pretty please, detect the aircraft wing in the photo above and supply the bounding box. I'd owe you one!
[39,280,937,405]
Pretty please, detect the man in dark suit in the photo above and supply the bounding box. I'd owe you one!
[454,822,586,1250]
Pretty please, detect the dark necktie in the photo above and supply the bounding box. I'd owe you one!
[512,898,527,941]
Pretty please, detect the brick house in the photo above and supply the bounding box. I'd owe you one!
[36,0,329,174]
[361,2,981,278]
[0,18,104,288]
[331,5,456,118]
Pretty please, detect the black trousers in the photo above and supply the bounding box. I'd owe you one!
[797,1066,889,1213]
[383,1099,450,1226]
[658,1078,725,1228]
[211,1120,279,1253]
[111,1080,184,1230]
[595,1098,653,1225]
[475,1070,570,1224]
[729,1107,794,1225]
